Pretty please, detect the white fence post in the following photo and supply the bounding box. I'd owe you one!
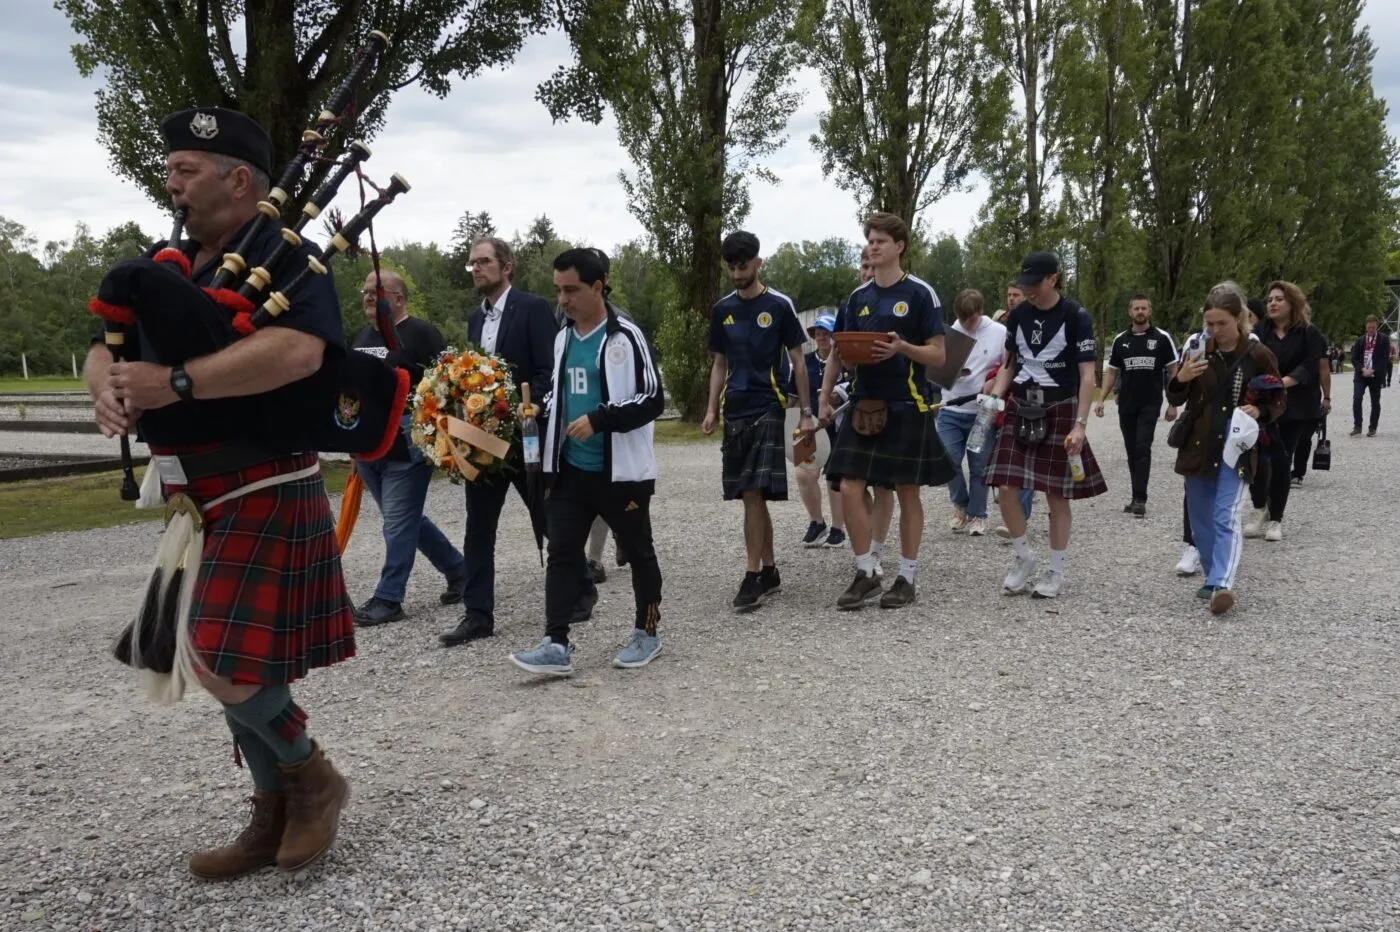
[20,353,27,380]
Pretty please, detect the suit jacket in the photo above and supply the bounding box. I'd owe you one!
[467,287,560,405]
[1352,332,1391,379]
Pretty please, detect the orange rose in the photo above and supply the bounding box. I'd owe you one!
[465,394,488,414]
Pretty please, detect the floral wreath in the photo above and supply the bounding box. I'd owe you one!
[409,345,519,483]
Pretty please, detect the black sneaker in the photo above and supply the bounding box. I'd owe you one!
[879,576,917,608]
[836,571,882,610]
[823,527,847,548]
[732,572,763,613]
[1131,501,1146,517]
[1123,501,1136,514]
[760,565,781,596]
[354,597,405,627]
[439,573,466,605]
[801,522,827,547]
[587,560,608,585]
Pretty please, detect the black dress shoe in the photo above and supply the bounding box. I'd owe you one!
[1131,501,1146,517]
[354,597,405,627]
[439,614,494,646]
[439,575,466,605]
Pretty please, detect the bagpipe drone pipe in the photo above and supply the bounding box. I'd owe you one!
[88,29,413,475]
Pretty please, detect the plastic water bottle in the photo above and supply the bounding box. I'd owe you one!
[1065,436,1086,481]
[521,384,541,473]
[966,395,1003,455]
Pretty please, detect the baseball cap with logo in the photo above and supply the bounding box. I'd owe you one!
[1223,409,1260,469]
[1015,251,1061,287]
[807,312,837,336]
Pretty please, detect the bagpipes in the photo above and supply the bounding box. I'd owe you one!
[95,31,412,702]
[89,29,412,493]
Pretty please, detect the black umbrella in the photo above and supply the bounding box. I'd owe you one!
[519,383,547,566]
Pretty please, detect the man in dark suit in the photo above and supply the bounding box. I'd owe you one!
[439,236,592,646]
[1351,315,1390,437]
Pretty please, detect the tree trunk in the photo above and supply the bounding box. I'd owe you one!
[682,0,729,419]
[1091,0,1121,381]
[1023,0,1041,240]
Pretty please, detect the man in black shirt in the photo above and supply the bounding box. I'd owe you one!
[984,251,1108,599]
[1094,294,1179,516]
[349,270,466,626]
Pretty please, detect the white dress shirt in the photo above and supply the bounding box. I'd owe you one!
[480,285,513,354]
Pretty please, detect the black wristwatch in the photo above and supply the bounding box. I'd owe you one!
[170,366,195,402]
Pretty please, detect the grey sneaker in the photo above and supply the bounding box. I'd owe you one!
[1031,569,1064,599]
[508,638,574,676]
[613,630,662,669]
[1003,555,1038,595]
[879,576,916,608]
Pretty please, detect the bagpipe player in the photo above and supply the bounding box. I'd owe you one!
[84,107,355,879]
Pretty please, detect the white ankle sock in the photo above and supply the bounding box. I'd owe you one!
[898,557,918,584]
[1012,536,1033,560]
[855,551,875,575]
[872,538,885,560]
[1049,549,1066,573]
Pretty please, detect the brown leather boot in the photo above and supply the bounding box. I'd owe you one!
[188,790,286,880]
[275,740,350,871]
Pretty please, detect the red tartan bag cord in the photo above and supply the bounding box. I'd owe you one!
[118,461,321,706]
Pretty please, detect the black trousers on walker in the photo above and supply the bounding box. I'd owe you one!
[544,464,662,645]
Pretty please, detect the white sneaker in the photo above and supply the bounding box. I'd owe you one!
[949,508,968,533]
[966,517,987,537]
[1175,545,1202,576]
[1264,520,1283,542]
[1243,507,1267,539]
[1003,555,1037,594]
[1031,569,1064,599]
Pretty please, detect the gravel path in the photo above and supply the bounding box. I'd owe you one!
[1,403,1398,931]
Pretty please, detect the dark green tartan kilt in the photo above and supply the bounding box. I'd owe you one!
[721,409,789,501]
[826,406,956,489]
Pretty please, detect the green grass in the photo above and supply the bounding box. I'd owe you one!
[0,376,85,394]
[0,461,352,540]
[653,417,714,444]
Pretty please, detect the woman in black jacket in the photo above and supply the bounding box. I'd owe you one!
[1243,281,1327,542]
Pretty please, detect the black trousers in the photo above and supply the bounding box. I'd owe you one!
[545,465,662,644]
[1291,419,1319,480]
[1117,405,1160,503]
[1354,376,1382,430]
[1249,418,1310,521]
[462,461,592,623]
[1182,493,1193,546]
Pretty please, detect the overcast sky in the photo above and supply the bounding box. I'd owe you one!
[2,2,1397,258]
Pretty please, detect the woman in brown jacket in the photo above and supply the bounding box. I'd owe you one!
[1166,282,1285,615]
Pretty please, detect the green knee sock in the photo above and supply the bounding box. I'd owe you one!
[223,684,313,767]
[225,714,283,792]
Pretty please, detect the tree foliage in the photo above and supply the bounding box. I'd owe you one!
[537,0,818,417]
[59,0,549,215]
[807,0,984,225]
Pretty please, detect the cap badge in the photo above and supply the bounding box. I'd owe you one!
[190,112,219,140]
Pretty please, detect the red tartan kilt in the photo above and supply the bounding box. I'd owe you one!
[159,449,355,685]
[983,397,1108,500]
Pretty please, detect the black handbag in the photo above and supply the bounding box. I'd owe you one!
[1312,418,1331,471]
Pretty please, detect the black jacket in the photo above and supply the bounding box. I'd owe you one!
[467,288,559,405]
[1255,321,1327,422]
[1352,331,1392,379]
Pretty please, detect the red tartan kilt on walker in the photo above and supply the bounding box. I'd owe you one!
[983,396,1108,500]
[129,445,356,695]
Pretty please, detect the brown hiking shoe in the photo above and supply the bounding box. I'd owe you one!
[276,741,350,872]
[188,790,286,880]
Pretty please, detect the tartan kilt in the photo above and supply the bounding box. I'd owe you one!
[721,409,788,501]
[161,450,356,685]
[826,405,956,488]
[984,397,1108,500]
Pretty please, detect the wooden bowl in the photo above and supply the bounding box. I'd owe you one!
[834,331,887,365]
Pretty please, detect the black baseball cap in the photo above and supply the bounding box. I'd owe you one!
[1015,251,1060,287]
[160,106,275,176]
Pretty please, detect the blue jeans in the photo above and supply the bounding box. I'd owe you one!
[1184,461,1249,590]
[356,458,466,603]
[936,408,992,519]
